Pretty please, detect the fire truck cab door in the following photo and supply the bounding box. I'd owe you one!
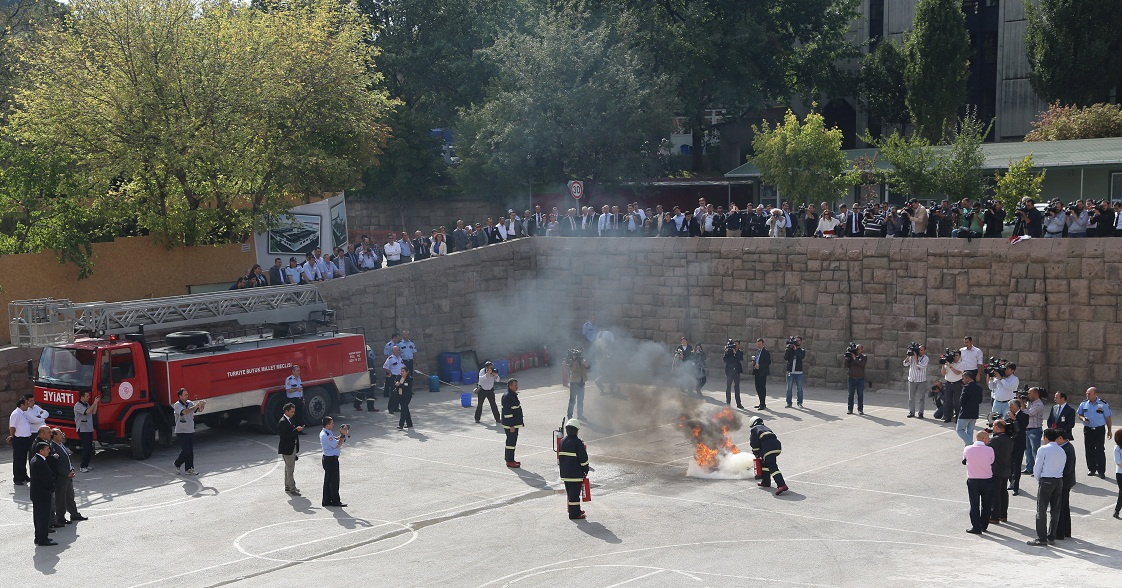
[99,347,144,404]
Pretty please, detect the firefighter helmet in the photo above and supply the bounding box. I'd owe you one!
[749,416,763,427]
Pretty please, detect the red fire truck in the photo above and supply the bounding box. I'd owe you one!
[10,286,370,459]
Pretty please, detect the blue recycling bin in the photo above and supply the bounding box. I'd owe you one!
[461,370,478,385]
[460,392,473,407]
[449,370,461,384]
[429,374,440,392]
[494,359,509,379]
[438,352,461,383]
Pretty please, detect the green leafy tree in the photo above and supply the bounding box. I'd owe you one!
[455,12,677,193]
[751,110,849,207]
[11,0,395,247]
[863,129,939,201]
[1025,0,1122,108]
[904,0,969,143]
[994,155,1045,214]
[1025,102,1122,141]
[0,0,67,114]
[860,39,909,133]
[934,115,989,203]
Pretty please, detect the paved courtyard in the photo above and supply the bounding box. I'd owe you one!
[4,367,1120,587]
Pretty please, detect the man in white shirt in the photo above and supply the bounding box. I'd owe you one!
[987,362,1020,419]
[693,197,707,219]
[959,336,984,380]
[904,345,929,418]
[384,233,402,266]
[313,248,333,280]
[301,252,320,283]
[23,396,48,429]
[7,397,33,485]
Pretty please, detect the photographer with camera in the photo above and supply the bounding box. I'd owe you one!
[1042,199,1067,238]
[172,388,205,475]
[1091,199,1116,237]
[319,417,348,507]
[940,349,965,423]
[1012,198,1043,238]
[1066,200,1090,238]
[565,349,590,420]
[844,343,867,415]
[903,343,928,418]
[1023,387,1046,473]
[779,336,804,408]
[724,340,745,409]
[982,200,1005,238]
[474,361,501,424]
[986,360,1019,420]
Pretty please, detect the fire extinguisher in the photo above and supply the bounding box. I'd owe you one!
[542,345,550,366]
[581,478,591,502]
[753,457,763,479]
[553,418,565,461]
[531,352,538,368]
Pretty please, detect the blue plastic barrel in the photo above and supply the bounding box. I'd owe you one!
[494,359,509,379]
[460,392,473,407]
[461,370,479,385]
[449,370,461,384]
[429,374,440,392]
[438,352,461,383]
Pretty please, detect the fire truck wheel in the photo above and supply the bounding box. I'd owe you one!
[260,393,287,435]
[304,387,332,425]
[165,331,212,349]
[130,412,157,460]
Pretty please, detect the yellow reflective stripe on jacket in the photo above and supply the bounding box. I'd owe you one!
[580,461,589,466]
[558,451,578,456]
[511,405,520,409]
[561,477,584,482]
[503,414,513,418]
[764,449,781,457]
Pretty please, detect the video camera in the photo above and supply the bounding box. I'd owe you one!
[906,342,921,356]
[724,339,737,353]
[938,348,955,365]
[983,356,1010,377]
[565,348,583,363]
[844,342,859,357]
[786,336,798,349]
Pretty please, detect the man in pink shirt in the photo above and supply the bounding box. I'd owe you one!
[964,430,996,535]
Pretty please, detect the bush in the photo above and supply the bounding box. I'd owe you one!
[1025,103,1122,142]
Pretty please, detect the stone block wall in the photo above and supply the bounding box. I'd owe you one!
[319,236,1120,401]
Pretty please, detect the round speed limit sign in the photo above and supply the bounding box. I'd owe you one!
[568,181,584,200]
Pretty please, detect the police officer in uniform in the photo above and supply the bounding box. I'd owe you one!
[501,379,524,468]
[383,347,405,414]
[285,365,306,431]
[398,331,418,373]
[1076,387,1113,477]
[749,416,789,495]
[558,418,589,520]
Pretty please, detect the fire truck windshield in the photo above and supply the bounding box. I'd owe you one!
[38,347,96,388]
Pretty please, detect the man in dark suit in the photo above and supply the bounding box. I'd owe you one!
[529,206,545,236]
[1055,430,1077,540]
[30,442,57,546]
[558,208,580,237]
[750,338,772,409]
[268,257,287,286]
[847,203,864,237]
[1048,391,1077,441]
[411,231,431,260]
[278,403,304,496]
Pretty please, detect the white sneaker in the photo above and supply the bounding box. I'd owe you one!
[185,469,198,476]
[173,464,181,475]
[79,467,89,473]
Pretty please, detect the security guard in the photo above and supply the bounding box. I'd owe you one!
[501,379,524,468]
[1076,387,1113,477]
[383,347,405,414]
[398,331,417,373]
[285,365,305,430]
[749,417,789,495]
[558,418,589,520]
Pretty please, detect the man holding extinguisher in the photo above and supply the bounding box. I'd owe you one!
[558,418,590,520]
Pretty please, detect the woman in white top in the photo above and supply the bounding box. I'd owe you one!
[816,209,840,237]
[431,232,448,256]
[766,209,785,238]
[940,351,965,423]
[545,214,560,236]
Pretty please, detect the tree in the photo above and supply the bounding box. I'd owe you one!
[1025,0,1122,108]
[994,155,1045,214]
[934,114,989,203]
[1025,102,1122,141]
[0,0,66,115]
[904,0,969,143]
[864,130,939,201]
[11,0,395,247]
[860,39,909,134]
[751,110,849,207]
[455,12,677,193]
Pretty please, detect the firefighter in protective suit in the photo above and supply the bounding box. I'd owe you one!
[749,416,789,495]
[558,418,589,520]
[501,379,524,468]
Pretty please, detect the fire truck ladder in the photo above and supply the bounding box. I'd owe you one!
[8,285,330,347]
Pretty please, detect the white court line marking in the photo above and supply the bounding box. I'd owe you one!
[793,479,1036,512]
[1083,502,1121,517]
[235,518,418,563]
[126,486,544,588]
[599,569,664,588]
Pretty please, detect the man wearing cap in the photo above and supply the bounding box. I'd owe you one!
[558,418,590,519]
[749,417,788,495]
[383,346,405,414]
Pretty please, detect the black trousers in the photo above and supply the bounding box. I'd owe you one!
[386,378,399,412]
[564,481,583,518]
[759,452,785,488]
[321,455,340,505]
[1010,443,1026,492]
[33,494,51,543]
[1036,478,1063,541]
[174,433,194,470]
[991,476,1009,520]
[398,393,413,428]
[1084,426,1107,474]
[504,428,519,462]
[289,396,305,427]
[1056,486,1072,539]
[404,359,414,373]
[754,373,767,407]
[1115,473,1122,514]
[476,388,499,422]
[967,478,993,532]
[79,431,95,469]
[11,435,32,483]
[725,372,741,406]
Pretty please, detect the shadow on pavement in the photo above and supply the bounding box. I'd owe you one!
[575,519,623,543]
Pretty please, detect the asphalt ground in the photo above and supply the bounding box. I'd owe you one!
[4,368,1120,587]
